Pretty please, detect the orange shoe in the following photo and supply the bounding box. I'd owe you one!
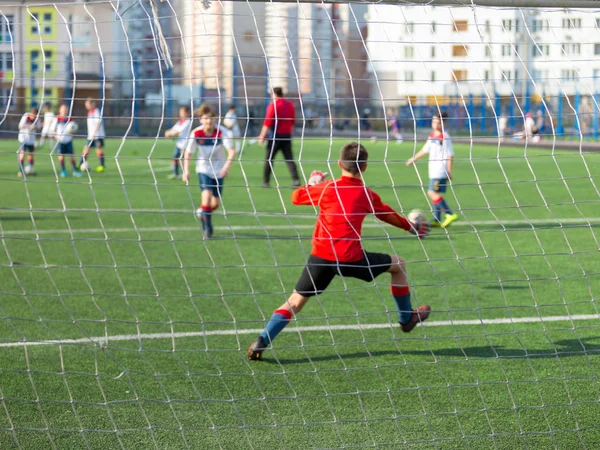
[400,305,431,332]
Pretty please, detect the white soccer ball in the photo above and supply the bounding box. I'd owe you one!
[65,121,78,135]
[408,209,427,225]
[24,164,34,176]
[79,161,89,172]
[222,118,234,129]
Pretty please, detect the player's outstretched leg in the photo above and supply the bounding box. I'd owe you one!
[388,256,430,332]
[248,292,308,361]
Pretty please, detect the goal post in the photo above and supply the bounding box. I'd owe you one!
[0,0,600,448]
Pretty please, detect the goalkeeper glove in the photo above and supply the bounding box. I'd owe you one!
[307,170,329,185]
[410,220,430,239]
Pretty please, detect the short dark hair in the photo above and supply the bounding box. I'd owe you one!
[228,104,236,111]
[340,142,368,175]
[43,102,52,109]
[195,103,213,117]
[433,111,448,120]
[180,106,191,116]
[273,87,284,97]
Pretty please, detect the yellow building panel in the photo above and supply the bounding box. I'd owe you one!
[25,86,59,108]
[25,7,57,41]
[25,44,57,78]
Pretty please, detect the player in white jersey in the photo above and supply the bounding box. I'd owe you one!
[406,112,458,228]
[182,104,236,239]
[17,107,40,177]
[165,106,192,180]
[38,102,56,148]
[50,104,83,178]
[223,104,241,152]
[79,98,106,172]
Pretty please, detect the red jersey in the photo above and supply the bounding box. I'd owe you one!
[291,176,412,262]
[264,98,295,136]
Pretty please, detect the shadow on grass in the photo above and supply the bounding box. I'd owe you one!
[267,337,600,365]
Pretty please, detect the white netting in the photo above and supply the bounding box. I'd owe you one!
[0,1,600,448]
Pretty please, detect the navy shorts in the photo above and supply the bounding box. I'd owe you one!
[57,142,74,155]
[295,253,392,297]
[173,146,183,159]
[198,173,223,197]
[86,138,104,148]
[19,144,35,152]
[429,178,448,193]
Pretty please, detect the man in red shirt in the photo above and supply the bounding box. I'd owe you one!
[248,142,431,361]
[257,87,300,187]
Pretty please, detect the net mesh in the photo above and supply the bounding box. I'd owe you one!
[0,1,599,448]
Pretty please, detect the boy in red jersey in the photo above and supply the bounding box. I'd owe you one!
[248,142,431,361]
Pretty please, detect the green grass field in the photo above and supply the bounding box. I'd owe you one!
[1,136,600,449]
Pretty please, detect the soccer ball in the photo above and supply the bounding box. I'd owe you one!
[24,164,34,176]
[408,209,427,225]
[222,117,234,129]
[79,161,90,172]
[65,121,78,135]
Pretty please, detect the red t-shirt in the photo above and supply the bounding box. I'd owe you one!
[264,98,295,136]
[291,176,412,262]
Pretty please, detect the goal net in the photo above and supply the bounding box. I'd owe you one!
[1,0,599,447]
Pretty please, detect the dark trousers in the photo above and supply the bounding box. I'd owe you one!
[264,135,299,184]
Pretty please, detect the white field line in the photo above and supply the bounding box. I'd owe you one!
[2,218,600,236]
[0,314,598,348]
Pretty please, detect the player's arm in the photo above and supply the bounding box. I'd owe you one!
[258,103,274,144]
[446,155,454,180]
[406,147,428,166]
[370,190,429,237]
[18,116,29,131]
[182,139,194,183]
[49,118,58,138]
[219,130,236,178]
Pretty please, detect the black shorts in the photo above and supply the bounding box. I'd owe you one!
[20,144,35,152]
[295,252,392,297]
[86,138,104,148]
[57,142,74,155]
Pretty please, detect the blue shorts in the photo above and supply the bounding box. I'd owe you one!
[429,178,448,193]
[57,142,74,155]
[86,138,104,148]
[19,144,35,152]
[198,173,223,197]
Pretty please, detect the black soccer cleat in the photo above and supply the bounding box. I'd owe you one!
[400,305,431,333]
[247,336,267,361]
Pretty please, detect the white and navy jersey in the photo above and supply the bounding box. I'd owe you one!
[186,125,234,176]
[87,107,105,140]
[41,111,55,133]
[169,118,192,150]
[224,110,241,137]
[423,131,454,179]
[18,113,40,145]
[51,115,74,144]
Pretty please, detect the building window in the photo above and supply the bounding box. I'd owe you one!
[452,70,467,81]
[404,46,414,58]
[452,45,468,57]
[515,19,520,33]
[484,70,490,81]
[594,69,600,80]
[560,69,578,81]
[43,13,52,21]
[404,71,414,82]
[0,88,14,109]
[501,44,511,57]
[485,20,490,33]
[0,53,13,71]
[431,47,436,58]
[431,22,437,33]
[594,44,600,55]
[406,22,414,33]
[453,20,468,32]
[563,18,582,29]
[485,46,491,57]
[0,15,14,42]
[430,71,435,82]
[535,45,550,57]
[562,43,581,55]
[502,19,512,31]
